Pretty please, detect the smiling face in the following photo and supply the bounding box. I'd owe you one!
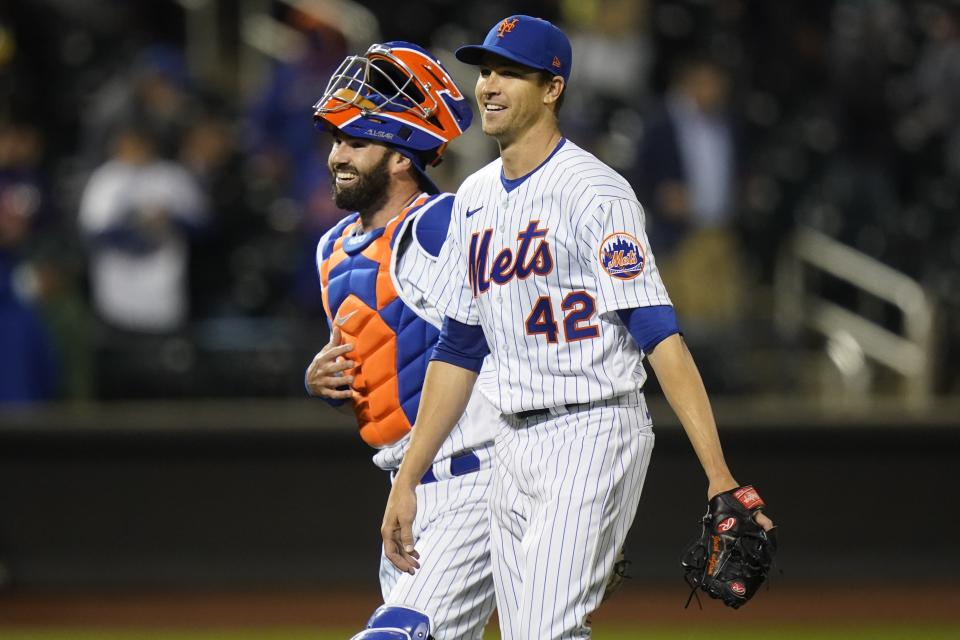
[327,132,394,217]
[475,54,561,145]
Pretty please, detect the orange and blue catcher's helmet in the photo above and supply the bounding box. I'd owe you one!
[313,41,472,169]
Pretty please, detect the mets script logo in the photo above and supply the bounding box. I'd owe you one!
[717,517,737,533]
[469,220,553,297]
[497,18,519,38]
[599,232,645,280]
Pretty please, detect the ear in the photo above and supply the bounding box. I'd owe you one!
[543,76,565,106]
[390,150,412,175]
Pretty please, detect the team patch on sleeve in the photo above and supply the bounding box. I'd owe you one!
[598,232,646,280]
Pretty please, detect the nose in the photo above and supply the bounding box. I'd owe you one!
[479,71,501,97]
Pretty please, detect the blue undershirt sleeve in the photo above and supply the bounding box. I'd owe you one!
[431,317,490,373]
[616,305,681,353]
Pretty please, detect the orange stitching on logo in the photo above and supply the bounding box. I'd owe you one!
[497,18,519,38]
[552,56,562,68]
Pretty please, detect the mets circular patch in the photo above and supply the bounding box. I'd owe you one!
[599,232,646,280]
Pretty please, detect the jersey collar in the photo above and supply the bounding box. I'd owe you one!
[500,137,566,193]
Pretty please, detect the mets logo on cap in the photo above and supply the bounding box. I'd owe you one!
[599,232,646,280]
[497,18,519,38]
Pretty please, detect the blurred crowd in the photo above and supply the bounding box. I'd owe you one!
[1,0,958,403]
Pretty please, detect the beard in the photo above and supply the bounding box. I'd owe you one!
[331,152,393,222]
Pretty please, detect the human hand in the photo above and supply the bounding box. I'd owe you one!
[709,482,775,532]
[754,510,775,531]
[381,479,420,574]
[305,325,357,400]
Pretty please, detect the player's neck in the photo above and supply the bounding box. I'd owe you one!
[358,185,422,232]
[498,119,563,180]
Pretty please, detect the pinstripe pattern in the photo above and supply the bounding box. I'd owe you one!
[419,140,667,638]
[379,455,495,640]
[427,139,671,414]
[316,196,497,637]
[490,393,654,639]
[386,193,453,329]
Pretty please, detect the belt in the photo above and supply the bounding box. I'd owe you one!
[510,393,638,422]
[420,450,481,485]
[513,403,582,420]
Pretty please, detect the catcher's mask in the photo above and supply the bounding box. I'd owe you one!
[313,41,472,190]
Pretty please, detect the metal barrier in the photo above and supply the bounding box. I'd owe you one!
[774,226,937,404]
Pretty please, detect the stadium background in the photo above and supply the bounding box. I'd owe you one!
[0,0,958,638]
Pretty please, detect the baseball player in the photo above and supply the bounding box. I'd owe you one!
[304,41,498,639]
[380,16,775,639]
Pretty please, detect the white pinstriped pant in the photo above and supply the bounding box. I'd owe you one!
[490,391,654,639]
[379,444,496,640]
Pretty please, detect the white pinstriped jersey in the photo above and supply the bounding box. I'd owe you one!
[316,194,499,472]
[428,139,672,414]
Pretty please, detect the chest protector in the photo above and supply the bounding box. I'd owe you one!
[318,194,441,448]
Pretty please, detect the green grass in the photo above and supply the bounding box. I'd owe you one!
[0,633,349,640]
[1,626,958,640]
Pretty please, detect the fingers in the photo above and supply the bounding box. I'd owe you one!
[381,489,420,575]
[306,340,359,398]
[383,530,420,574]
[382,520,420,574]
[755,511,775,532]
[400,521,419,563]
[308,345,354,375]
[322,343,355,359]
[308,369,355,398]
[382,535,407,572]
[319,384,355,400]
[329,356,355,373]
[330,325,342,345]
[312,355,355,377]
[307,355,354,377]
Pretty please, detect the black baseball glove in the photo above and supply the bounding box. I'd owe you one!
[588,547,632,626]
[601,548,630,603]
[680,485,777,609]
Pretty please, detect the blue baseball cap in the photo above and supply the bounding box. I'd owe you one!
[455,15,572,83]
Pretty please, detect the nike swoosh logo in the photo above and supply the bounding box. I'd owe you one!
[466,206,483,218]
[334,309,359,326]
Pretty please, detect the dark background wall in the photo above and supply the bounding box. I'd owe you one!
[1,400,956,590]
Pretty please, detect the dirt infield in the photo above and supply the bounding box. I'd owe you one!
[0,585,957,629]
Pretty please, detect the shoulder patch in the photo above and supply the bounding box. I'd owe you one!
[598,232,646,280]
[413,193,454,258]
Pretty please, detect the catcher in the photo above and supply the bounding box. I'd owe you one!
[306,41,497,639]
[682,485,777,609]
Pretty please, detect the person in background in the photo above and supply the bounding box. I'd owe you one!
[0,122,57,403]
[79,125,207,335]
[637,56,745,330]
